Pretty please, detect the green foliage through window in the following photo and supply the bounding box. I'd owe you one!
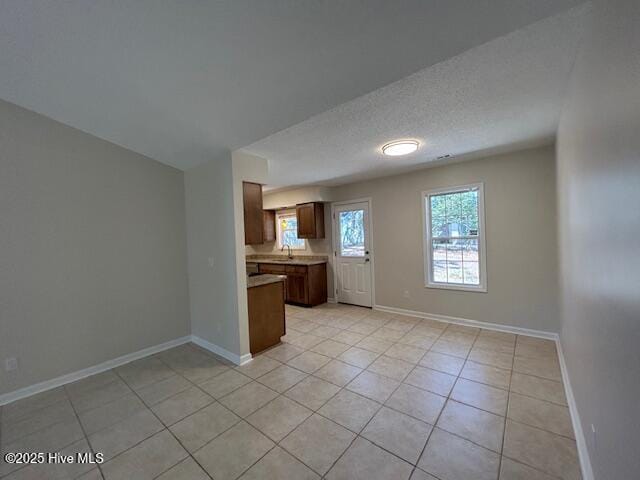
[339,210,365,256]
[428,188,481,286]
[278,214,305,249]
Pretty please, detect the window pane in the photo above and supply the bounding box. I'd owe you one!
[461,239,479,262]
[462,190,479,232]
[433,261,447,282]
[280,215,297,231]
[463,261,479,285]
[432,239,447,282]
[445,192,463,226]
[461,234,479,285]
[278,214,305,249]
[339,210,365,257]
[430,195,446,237]
[426,187,483,288]
[461,190,478,235]
[282,229,305,248]
[431,214,447,238]
[446,242,462,262]
[447,260,463,284]
[432,239,447,261]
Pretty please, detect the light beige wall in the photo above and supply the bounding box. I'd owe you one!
[185,152,241,358]
[185,151,269,360]
[557,0,640,477]
[261,186,334,210]
[331,145,559,332]
[232,152,269,356]
[0,99,190,396]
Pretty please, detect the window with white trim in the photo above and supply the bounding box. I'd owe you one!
[276,211,306,250]
[423,183,486,292]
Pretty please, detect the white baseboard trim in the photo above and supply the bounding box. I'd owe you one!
[556,339,595,480]
[190,335,252,366]
[0,336,191,406]
[373,304,558,340]
[327,297,337,304]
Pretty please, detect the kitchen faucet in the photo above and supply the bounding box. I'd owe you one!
[281,244,293,259]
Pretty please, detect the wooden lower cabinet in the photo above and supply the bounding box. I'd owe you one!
[247,280,286,355]
[286,272,307,304]
[258,263,327,307]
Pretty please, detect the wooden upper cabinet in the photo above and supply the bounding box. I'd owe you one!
[243,182,264,245]
[296,202,325,239]
[263,210,276,243]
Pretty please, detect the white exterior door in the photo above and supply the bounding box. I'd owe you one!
[334,201,372,307]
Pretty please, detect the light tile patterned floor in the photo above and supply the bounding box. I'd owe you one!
[0,303,581,480]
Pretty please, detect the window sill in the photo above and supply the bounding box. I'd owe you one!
[425,283,487,293]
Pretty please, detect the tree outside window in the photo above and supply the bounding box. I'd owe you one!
[277,212,306,250]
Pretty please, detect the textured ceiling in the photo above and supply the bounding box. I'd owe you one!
[0,0,583,170]
[244,5,589,188]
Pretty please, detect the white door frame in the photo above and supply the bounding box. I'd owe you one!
[331,197,375,307]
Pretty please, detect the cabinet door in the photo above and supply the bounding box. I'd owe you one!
[248,281,285,355]
[296,203,315,238]
[263,210,276,243]
[286,273,308,304]
[243,182,263,245]
[296,202,324,239]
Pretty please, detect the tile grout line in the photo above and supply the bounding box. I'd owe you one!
[147,346,261,480]
[260,310,572,478]
[223,313,391,477]
[82,349,232,478]
[316,313,459,478]
[496,334,518,479]
[406,320,479,480]
[2,307,572,480]
[501,337,572,479]
[3,364,177,450]
[0,389,93,479]
[62,383,107,480]
[0,398,80,448]
[111,363,219,480]
[282,308,570,477]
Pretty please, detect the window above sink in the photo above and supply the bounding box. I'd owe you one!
[276,210,306,250]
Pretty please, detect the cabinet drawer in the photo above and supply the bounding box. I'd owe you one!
[285,265,308,274]
[258,263,286,274]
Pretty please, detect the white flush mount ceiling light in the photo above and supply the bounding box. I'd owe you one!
[382,140,419,156]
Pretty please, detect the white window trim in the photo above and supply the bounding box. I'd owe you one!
[276,210,307,250]
[422,183,487,293]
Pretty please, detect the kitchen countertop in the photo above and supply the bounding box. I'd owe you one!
[246,274,287,288]
[246,256,328,266]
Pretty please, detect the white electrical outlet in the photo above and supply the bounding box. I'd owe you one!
[207,257,215,267]
[5,357,18,372]
[403,290,410,298]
